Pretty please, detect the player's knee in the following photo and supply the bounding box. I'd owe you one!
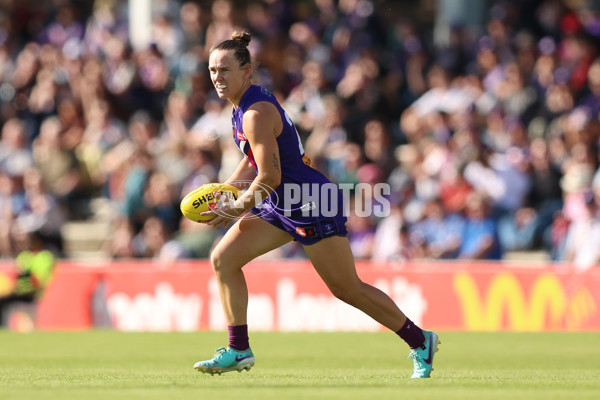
[209,249,226,274]
[328,282,363,306]
[209,248,240,275]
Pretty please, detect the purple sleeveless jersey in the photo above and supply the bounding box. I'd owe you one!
[232,85,347,245]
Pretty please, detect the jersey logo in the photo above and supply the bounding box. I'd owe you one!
[302,155,313,167]
[234,128,246,141]
[246,147,256,170]
[260,87,273,97]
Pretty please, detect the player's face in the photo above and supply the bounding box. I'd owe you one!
[208,50,251,106]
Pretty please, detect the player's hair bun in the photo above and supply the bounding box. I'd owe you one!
[231,31,251,47]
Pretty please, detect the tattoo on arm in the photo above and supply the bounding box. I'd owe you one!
[272,153,280,173]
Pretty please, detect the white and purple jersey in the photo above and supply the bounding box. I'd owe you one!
[232,85,347,244]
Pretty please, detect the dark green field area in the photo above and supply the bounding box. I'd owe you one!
[0,330,598,400]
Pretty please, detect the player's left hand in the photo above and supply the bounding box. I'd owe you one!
[201,192,246,228]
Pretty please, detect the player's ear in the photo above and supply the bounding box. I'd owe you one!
[242,63,253,81]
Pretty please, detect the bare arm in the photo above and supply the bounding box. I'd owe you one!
[235,102,282,208]
[208,101,283,227]
[224,158,256,190]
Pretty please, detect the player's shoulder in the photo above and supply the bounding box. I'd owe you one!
[242,102,281,138]
[244,95,280,123]
[246,99,278,114]
[241,85,276,109]
[247,85,280,107]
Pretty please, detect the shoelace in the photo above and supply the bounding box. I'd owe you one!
[212,347,228,360]
[407,350,424,368]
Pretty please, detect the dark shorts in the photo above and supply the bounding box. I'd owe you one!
[250,200,348,246]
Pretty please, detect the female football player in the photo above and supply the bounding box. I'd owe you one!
[193,31,439,378]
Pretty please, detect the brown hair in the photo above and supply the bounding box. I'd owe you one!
[210,31,252,67]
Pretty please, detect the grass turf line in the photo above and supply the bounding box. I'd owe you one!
[0,330,598,400]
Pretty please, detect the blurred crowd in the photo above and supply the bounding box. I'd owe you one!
[0,0,599,269]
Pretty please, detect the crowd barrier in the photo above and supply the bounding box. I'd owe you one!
[1,260,598,332]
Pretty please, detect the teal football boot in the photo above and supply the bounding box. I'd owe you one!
[194,347,255,375]
[408,330,440,378]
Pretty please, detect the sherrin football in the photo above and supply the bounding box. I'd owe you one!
[180,183,241,222]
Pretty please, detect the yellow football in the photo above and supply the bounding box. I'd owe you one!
[180,183,241,222]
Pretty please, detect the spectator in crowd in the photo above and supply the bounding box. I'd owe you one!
[204,0,237,59]
[371,199,405,262]
[362,118,396,176]
[304,94,348,182]
[283,60,330,138]
[32,116,91,219]
[131,215,188,260]
[515,138,563,252]
[411,197,465,260]
[458,192,502,260]
[579,58,600,117]
[0,118,34,185]
[103,217,135,259]
[179,2,208,54]
[437,163,473,215]
[563,191,600,271]
[13,167,66,256]
[0,171,24,257]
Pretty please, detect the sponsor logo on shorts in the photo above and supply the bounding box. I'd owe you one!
[295,226,317,238]
[322,223,335,235]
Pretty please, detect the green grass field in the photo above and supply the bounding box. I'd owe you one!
[0,330,599,400]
